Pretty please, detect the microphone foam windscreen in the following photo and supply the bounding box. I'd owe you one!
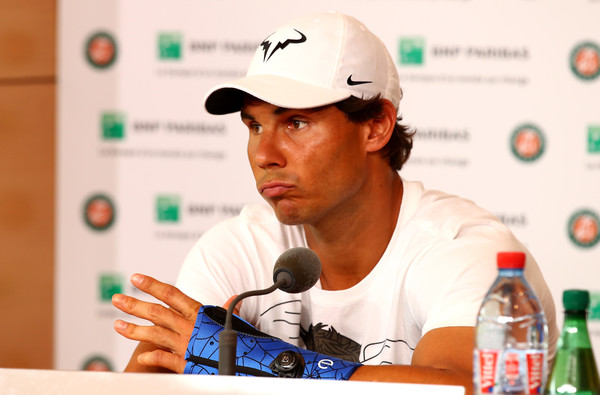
[273,247,321,293]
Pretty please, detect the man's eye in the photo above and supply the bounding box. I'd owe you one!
[250,123,263,134]
[289,120,307,130]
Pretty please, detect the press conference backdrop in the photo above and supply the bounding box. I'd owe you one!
[56,0,600,371]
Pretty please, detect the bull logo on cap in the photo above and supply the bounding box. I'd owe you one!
[260,28,307,62]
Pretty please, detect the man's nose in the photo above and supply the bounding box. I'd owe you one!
[252,130,287,169]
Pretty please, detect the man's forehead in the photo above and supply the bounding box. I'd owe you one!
[240,94,331,117]
[241,96,285,112]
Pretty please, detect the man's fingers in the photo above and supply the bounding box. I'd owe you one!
[113,319,182,354]
[112,293,188,331]
[129,273,201,319]
[138,350,187,374]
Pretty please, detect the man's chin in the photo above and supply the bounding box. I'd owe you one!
[268,201,304,225]
[274,211,303,226]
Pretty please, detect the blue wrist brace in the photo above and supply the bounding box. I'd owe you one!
[184,305,362,380]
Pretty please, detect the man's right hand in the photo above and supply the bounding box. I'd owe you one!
[111,273,202,373]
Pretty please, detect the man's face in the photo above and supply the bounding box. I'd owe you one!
[241,98,371,226]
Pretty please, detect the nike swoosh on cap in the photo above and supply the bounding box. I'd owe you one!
[346,75,373,86]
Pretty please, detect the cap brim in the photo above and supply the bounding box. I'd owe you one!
[204,74,353,115]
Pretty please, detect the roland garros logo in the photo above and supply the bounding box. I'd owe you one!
[85,32,117,69]
[570,42,600,80]
[510,124,545,162]
[84,194,116,231]
[568,209,600,248]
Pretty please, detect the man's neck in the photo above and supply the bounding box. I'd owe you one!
[303,171,403,291]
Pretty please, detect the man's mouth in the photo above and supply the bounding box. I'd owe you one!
[259,182,294,198]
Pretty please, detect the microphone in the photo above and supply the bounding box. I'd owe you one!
[218,247,321,376]
[273,246,322,293]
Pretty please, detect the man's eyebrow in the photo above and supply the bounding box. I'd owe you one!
[273,106,293,115]
[240,110,255,121]
[240,106,292,121]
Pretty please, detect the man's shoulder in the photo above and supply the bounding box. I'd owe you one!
[401,180,507,238]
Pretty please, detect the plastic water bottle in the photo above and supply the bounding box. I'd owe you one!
[545,289,600,395]
[473,251,549,394]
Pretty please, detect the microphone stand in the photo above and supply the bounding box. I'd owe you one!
[218,278,286,376]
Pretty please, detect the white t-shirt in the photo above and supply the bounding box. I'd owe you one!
[176,179,558,365]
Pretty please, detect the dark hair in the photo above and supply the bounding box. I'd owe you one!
[334,96,414,171]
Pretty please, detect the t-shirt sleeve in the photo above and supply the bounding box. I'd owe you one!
[405,222,538,336]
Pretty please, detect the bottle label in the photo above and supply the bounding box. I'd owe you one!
[475,349,547,394]
[505,352,520,384]
[526,351,544,394]
[477,349,499,393]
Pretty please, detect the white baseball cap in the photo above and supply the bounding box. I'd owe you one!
[204,12,402,115]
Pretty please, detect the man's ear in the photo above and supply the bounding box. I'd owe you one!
[365,99,397,153]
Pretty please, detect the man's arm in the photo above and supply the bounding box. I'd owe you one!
[112,273,202,373]
[113,274,474,392]
[350,326,474,395]
[113,274,241,373]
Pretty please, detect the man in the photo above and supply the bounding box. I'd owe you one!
[112,11,558,392]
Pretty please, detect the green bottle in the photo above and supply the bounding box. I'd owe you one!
[545,289,600,395]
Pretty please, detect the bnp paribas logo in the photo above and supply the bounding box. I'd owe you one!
[158,32,183,60]
[399,37,425,65]
[568,209,600,248]
[588,125,600,153]
[570,41,600,81]
[156,195,181,222]
[101,112,125,140]
[99,273,123,302]
[85,32,117,69]
[510,124,545,162]
[84,194,116,231]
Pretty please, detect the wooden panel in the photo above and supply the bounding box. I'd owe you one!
[0,83,55,369]
[0,0,56,79]
[0,0,56,369]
